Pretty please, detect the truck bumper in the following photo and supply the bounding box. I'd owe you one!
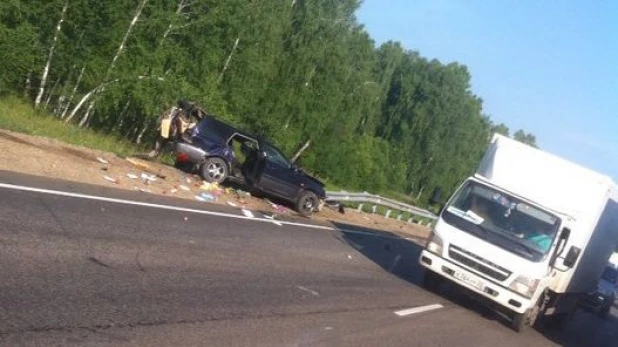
[419,250,532,314]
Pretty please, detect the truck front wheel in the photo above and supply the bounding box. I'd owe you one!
[421,270,442,291]
[511,310,529,332]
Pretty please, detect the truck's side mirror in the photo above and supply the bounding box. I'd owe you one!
[556,228,570,255]
[563,246,581,268]
[551,227,570,266]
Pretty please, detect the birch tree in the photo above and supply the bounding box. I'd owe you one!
[34,0,68,108]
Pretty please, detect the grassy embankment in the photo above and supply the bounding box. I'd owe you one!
[0,96,434,222]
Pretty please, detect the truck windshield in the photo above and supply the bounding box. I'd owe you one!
[442,181,561,262]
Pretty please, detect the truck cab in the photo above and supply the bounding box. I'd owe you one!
[419,134,618,332]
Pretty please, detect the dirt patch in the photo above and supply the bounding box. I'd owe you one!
[0,129,431,240]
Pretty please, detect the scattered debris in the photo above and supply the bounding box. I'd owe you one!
[101,167,108,171]
[263,215,274,220]
[170,188,178,194]
[226,201,238,207]
[242,209,254,218]
[138,188,152,193]
[141,173,157,182]
[96,157,109,165]
[347,254,353,260]
[197,192,216,202]
[126,173,138,179]
[297,285,320,297]
[184,217,189,221]
[103,175,117,184]
[179,185,190,191]
[126,157,153,171]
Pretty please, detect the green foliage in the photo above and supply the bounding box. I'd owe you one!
[0,0,538,206]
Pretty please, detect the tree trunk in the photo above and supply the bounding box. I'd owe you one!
[65,80,117,123]
[219,36,240,83]
[291,140,311,163]
[112,97,132,132]
[24,72,32,98]
[159,0,187,47]
[35,0,68,109]
[88,0,149,113]
[135,121,150,144]
[44,78,61,110]
[60,67,85,119]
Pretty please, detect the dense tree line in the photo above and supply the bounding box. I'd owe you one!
[0,0,537,204]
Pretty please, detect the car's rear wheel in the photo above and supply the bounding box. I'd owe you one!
[296,191,318,217]
[201,157,228,184]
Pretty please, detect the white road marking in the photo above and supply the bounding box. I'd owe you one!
[0,182,333,230]
[297,286,320,296]
[394,304,443,317]
[0,182,427,241]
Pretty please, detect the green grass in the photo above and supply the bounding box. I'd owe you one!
[0,96,435,217]
[0,95,141,157]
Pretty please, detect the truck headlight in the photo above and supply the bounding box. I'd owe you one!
[426,231,443,255]
[509,276,540,298]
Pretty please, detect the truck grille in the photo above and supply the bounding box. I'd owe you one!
[448,245,511,281]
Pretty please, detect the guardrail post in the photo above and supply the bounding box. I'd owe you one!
[372,205,377,214]
[407,218,413,224]
[357,204,364,212]
[385,210,392,218]
[397,214,402,221]
[418,220,424,226]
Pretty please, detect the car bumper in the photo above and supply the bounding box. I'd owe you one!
[419,250,532,314]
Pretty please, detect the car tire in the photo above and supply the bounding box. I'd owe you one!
[296,190,318,217]
[200,157,228,184]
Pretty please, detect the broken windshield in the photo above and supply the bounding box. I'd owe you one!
[442,180,561,261]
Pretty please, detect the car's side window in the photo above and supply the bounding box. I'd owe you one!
[264,146,290,169]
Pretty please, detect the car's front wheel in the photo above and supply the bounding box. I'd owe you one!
[296,190,318,217]
[201,157,228,184]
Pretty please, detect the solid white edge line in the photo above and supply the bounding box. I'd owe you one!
[394,304,443,316]
[0,182,332,231]
[0,182,420,241]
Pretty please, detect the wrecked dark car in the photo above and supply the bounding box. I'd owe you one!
[172,115,326,216]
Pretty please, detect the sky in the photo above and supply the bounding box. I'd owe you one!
[356,0,618,180]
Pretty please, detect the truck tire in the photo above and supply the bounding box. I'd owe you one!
[421,270,442,291]
[200,157,228,184]
[511,310,528,333]
[296,190,318,217]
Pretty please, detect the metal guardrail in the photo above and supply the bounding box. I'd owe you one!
[325,191,437,221]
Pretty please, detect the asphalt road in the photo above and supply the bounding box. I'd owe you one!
[0,171,616,347]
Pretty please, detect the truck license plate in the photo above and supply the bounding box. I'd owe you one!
[453,271,485,291]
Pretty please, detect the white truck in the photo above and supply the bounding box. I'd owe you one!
[419,134,618,332]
